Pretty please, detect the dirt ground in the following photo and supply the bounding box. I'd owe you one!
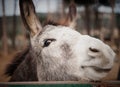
[0,51,120,82]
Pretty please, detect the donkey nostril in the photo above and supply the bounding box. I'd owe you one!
[89,47,99,52]
[81,66,85,69]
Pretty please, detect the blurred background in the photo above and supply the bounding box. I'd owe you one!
[0,0,120,82]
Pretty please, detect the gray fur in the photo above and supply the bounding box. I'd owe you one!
[60,43,73,59]
[10,51,38,81]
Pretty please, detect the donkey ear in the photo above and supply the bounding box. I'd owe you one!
[19,0,42,36]
[66,1,77,29]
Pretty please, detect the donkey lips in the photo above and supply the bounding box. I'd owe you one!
[81,66,111,73]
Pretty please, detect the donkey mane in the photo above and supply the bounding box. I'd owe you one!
[5,47,30,76]
[43,20,61,27]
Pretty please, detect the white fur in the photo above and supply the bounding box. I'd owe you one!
[31,25,115,81]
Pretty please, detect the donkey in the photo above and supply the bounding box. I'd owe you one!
[5,0,115,82]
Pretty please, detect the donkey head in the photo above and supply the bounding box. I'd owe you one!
[20,0,115,81]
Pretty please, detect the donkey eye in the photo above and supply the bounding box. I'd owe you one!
[89,47,99,52]
[43,39,56,47]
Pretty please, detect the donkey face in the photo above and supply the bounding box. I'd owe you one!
[19,0,115,81]
[30,25,115,81]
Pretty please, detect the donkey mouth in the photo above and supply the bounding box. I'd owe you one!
[81,66,112,73]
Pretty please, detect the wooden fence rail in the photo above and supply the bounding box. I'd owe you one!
[0,81,120,87]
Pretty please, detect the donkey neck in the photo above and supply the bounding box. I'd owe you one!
[9,48,38,81]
